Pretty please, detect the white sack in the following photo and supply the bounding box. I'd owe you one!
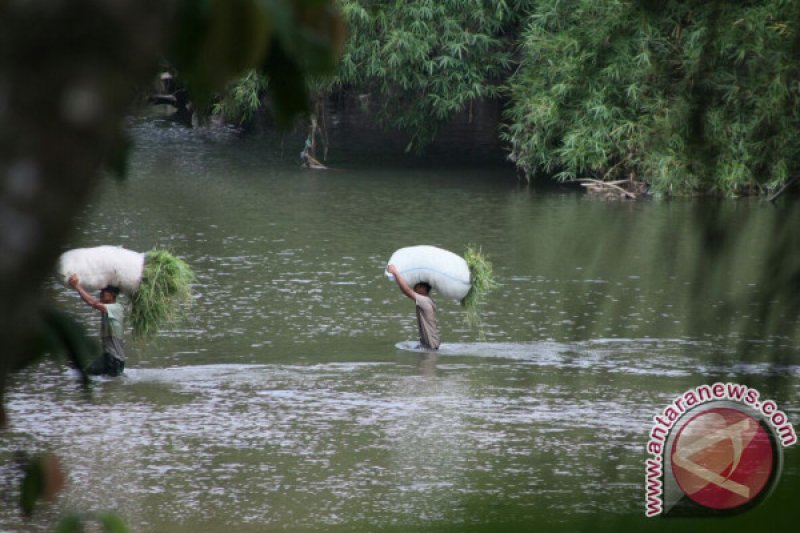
[58,245,146,295]
[386,245,471,301]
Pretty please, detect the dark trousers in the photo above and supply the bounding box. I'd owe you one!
[86,353,125,376]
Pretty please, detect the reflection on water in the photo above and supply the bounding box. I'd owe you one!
[2,117,800,532]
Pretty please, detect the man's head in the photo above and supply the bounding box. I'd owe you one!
[413,282,432,296]
[99,285,120,304]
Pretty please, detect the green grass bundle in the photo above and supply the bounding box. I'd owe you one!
[130,250,194,340]
[461,245,497,331]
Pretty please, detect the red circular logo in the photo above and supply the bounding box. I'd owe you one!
[671,407,775,510]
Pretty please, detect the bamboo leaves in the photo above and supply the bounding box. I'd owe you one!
[336,0,531,151]
[213,70,270,124]
[504,0,800,196]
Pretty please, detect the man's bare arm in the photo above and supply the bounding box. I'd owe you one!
[386,264,417,301]
[68,274,106,313]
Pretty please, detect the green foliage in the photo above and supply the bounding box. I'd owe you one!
[503,0,800,196]
[130,250,195,340]
[212,70,269,124]
[334,0,532,151]
[96,511,130,533]
[462,244,497,331]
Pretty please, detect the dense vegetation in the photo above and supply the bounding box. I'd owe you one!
[504,0,800,196]
[334,0,531,151]
[205,0,800,196]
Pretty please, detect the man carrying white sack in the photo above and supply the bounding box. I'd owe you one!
[68,274,126,376]
[386,264,440,350]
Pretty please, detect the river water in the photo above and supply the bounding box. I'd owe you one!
[2,116,800,532]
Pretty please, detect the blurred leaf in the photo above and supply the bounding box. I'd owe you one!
[205,0,272,77]
[20,452,66,516]
[41,453,66,501]
[259,0,296,52]
[106,133,132,180]
[97,512,129,533]
[168,0,342,124]
[40,307,97,389]
[291,2,346,74]
[20,455,44,516]
[54,514,85,533]
[169,0,273,110]
[262,37,310,127]
[169,0,211,68]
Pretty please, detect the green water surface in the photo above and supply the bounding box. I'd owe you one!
[1,117,799,533]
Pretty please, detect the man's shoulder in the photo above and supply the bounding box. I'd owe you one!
[414,294,435,308]
[105,303,124,317]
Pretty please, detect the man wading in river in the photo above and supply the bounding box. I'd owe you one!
[386,264,440,350]
[68,274,126,376]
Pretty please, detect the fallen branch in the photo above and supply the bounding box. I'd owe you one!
[148,94,178,106]
[768,174,800,204]
[578,178,637,199]
[301,152,328,170]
